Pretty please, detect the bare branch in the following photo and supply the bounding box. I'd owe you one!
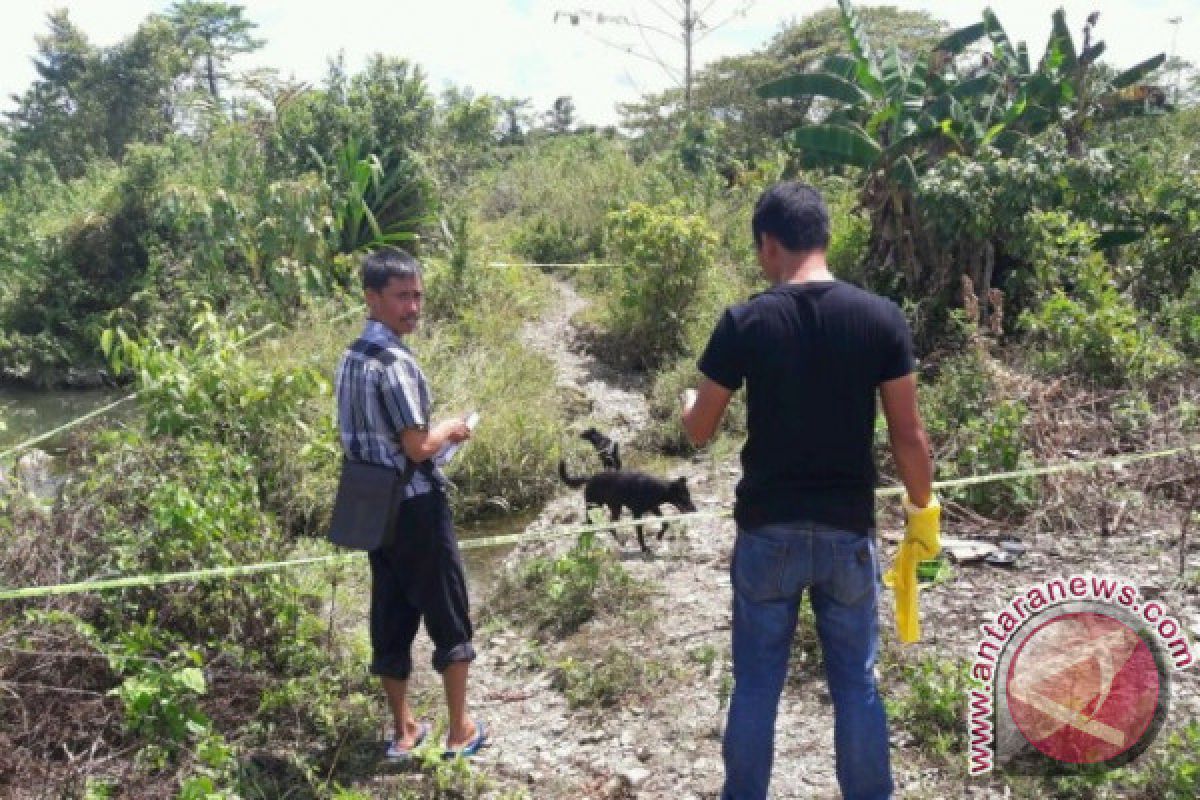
[696,0,757,42]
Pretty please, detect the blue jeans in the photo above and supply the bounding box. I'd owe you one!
[721,522,892,800]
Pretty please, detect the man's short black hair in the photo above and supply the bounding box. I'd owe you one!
[362,247,423,292]
[751,181,831,253]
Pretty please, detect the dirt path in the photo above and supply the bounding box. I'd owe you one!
[518,276,650,443]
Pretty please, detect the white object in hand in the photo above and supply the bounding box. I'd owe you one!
[435,412,479,465]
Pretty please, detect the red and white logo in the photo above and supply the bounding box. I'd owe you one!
[1005,610,1164,766]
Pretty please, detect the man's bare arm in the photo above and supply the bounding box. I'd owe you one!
[879,373,933,508]
[399,417,471,462]
[680,378,734,447]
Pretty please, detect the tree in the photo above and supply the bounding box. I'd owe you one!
[620,6,945,163]
[757,0,1168,307]
[6,11,189,179]
[167,1,263,103]
[498,97,532,144]
[545,96,576,133]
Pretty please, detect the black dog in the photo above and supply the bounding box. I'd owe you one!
[559,461,696,552]
[580,427,621,470]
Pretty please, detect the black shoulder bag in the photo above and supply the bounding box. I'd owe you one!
[327,339,437,551]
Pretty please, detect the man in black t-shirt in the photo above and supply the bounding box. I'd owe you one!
[681,182,934,800]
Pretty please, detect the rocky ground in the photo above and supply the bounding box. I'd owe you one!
[362,276,1199,799]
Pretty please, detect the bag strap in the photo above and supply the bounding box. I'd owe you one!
[350,337,439,488]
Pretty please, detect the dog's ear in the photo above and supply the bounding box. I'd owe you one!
[673,476,688,488]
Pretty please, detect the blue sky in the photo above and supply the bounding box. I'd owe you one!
[2,1,1196,127]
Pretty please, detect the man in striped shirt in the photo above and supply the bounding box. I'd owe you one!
[334,247,486,758]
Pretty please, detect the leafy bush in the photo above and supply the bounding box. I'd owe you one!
[918,351,1035,515]
[604,200,718,369]
[1021,257,1181,387]
[509,212,603,265]
[471,134,639,266]
[1130,720,1200,799]
[489,537,648,637]
[1166,270,1200,358]
[552,646,669,709]
[885,656,969,757]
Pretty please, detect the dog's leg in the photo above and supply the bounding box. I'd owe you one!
[607,504,625,547]
[612,442,621,471]
[633,512,650,553]
[651,508,669,541]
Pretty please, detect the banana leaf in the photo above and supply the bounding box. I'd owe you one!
[837,0,876,72]
[1047,10,1077,72]
[1112,53,1166,88]
[1080,41,1106,67]
[1095,229,1144,248]
[888,155,919,190]
[935,21,987,56]
[789,123,882,169]
[822,54,860,82]
[983,9,1019,65]
[757,72,872,105]
[881,45,905,103]
[950,73,1000,103]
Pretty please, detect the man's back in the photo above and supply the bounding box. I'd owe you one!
[698,279,913,532]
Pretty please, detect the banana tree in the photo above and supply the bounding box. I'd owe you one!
[756,0,983,293]
[977,9,1166,156]
[756,0,1168,304]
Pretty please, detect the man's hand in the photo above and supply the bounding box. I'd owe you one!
[441,417,472,444]
[902,493,941,559]
[400,417,470,461]
[680,379,733,447]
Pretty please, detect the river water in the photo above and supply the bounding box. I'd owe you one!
[0,385,128,454]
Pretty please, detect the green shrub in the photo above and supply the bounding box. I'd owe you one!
[509,212,604,265]
[1130,720,1200,799]
[604,200,719,369]
[1020,257,1181,387]
[1166,270,1200,358]
[919,351,1036,516]
[885,656,970,758]
[552,646,670,709]
[490,537,648,637]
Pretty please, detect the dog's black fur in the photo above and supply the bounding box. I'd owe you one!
[580,427,622,470]
[559,460,696,552]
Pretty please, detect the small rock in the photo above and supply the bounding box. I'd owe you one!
[601,776,627,798]
[622,766,651,788]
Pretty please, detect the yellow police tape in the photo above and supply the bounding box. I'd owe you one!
[1,441,1196,601]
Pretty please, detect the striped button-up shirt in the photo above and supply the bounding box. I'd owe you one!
[334,319,445,498]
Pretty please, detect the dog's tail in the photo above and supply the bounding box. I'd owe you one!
[558,460,588,488]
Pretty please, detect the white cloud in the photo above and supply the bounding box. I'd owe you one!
[2,1,1196,128]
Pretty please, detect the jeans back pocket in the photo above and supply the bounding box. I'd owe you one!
[732,532,791,604]
[824,536,876,607]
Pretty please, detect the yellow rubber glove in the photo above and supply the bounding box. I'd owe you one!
[883,493,941,643]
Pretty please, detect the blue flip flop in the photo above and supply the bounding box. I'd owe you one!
[442,720,488,759]
[386,721,430,760]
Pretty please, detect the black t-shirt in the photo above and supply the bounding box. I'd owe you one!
[698,280,914,533]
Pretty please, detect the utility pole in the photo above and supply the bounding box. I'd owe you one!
[1167,16,1183,107]
[683,0,695,113]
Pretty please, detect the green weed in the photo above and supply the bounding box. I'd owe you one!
[885,656,970,758]
[552,646,670,709]
[490,537,649,637]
